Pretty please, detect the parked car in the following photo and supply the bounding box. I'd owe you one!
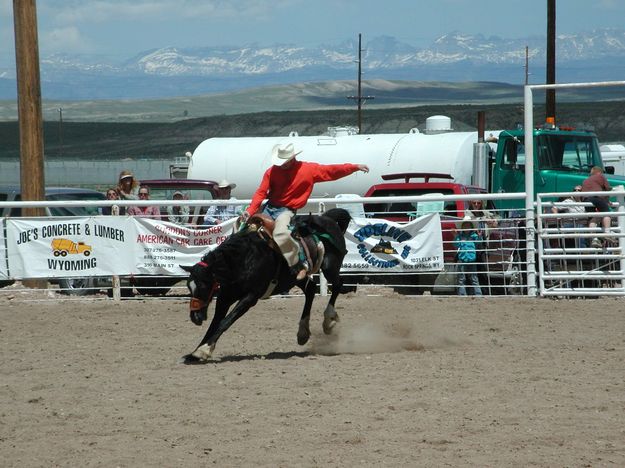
[0,185,106,218]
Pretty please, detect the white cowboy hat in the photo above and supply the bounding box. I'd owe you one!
[456,215,477,230]
[271,143,302,166]
[217,179,237,189]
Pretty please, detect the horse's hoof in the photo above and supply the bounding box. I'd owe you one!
[323,307,339,334]
[297,329,311,345]
[181,353,204,365]
[322,319,337,335]
[189,343,215,362]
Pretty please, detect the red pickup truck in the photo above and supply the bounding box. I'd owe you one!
[363,173,490,264]
[352,173,522,295]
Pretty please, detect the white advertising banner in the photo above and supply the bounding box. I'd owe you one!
[7,216,137,279]
[342,213,444,272]
[6,216,237,279]
[132,217,237,275]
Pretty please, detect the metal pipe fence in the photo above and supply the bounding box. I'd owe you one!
[1,192,534,301]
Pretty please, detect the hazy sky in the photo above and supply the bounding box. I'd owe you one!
[1,0,625,63]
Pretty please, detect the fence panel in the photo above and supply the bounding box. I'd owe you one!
[537,190,625,297]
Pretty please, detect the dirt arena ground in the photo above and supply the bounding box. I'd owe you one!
[1,287,624,467]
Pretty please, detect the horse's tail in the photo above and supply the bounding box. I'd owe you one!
[322,208,351,234]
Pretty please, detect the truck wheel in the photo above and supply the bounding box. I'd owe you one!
[58,277,97,295]
[53,251,61,257]
[83,250,91,257]
[60,251,68,257]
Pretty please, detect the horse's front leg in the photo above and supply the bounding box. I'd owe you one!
[321,265,343,335]
[183,296,232,364]
[188,293,260,362]
[297,279,317,345]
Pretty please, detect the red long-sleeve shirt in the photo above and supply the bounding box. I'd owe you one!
[247,160,361,214]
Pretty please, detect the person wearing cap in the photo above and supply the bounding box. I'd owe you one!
[115,170,140,200]
[167,190,190,225]
[453,216,482,296]
[242,142,369,281]
[203,179,239,226]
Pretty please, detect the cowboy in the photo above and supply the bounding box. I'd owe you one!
[203,179,239,225]
[241,142,369,280]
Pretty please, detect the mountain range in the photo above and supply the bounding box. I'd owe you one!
[1,29,625,100]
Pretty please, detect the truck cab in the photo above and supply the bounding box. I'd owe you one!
[492,127,625,209]
[363,172,487,221]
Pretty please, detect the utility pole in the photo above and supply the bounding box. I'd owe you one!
[58,107,63,157]
[13,0,46,289]
[13,0,45,214]
[546,0,556,124]
[524,46,530,85]
[347,33,374,134]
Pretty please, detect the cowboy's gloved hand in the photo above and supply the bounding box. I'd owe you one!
[358,164,370,173]
[240,211,250,222]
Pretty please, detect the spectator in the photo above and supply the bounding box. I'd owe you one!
[550,185,586,249]
[116,170,139,200]
[241,142,368,280]
[581,166,612,248]
[128,186,161,219]
[454,216,482,296]
[203,179,239,226]
[551,185,585,219]
[464,199,498,240]
[167,191,190,225]
[102,187,125,215]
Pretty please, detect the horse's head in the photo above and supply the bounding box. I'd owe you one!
[181,260,218,326]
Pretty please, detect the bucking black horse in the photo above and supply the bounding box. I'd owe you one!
[180,208,351,363]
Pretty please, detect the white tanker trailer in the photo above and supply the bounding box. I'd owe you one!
[187,116,498,198]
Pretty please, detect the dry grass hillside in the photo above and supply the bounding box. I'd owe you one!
[1,101,624,160]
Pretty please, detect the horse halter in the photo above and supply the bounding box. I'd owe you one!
[188,261,218,312]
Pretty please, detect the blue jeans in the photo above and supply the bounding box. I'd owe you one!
[262,204,293,220]
[262,204,299,267]
[457,263,482,296]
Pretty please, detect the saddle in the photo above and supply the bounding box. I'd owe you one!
[245,213,325,275]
